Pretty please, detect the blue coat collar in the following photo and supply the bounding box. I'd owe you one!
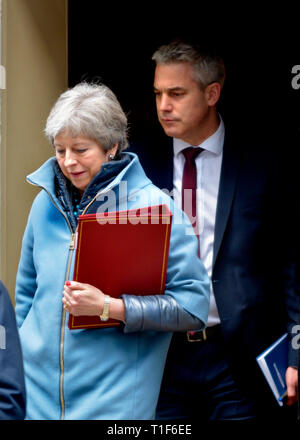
[26,152,152,209]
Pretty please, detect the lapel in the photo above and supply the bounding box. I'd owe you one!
[212,132,242,267]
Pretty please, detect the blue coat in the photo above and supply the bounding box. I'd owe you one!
[15,153,209,420]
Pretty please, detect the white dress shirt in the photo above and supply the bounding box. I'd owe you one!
[173,118,225,326]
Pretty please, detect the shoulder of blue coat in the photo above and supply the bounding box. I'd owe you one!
[27,188,59,226]
[31,187,52,206]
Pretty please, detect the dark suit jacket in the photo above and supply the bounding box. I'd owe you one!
[129,123,300,401]
[0,281,26,419]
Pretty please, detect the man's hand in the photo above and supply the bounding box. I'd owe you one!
[286,366,298,406]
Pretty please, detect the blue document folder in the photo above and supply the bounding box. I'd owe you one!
[256,333,288,406]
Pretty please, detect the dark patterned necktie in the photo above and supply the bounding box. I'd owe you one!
[182,147,203,254]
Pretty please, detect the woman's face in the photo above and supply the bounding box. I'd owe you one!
[54,132,117,193]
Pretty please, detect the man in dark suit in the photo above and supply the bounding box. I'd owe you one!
[130,39,299,421]
[0,281,26,419]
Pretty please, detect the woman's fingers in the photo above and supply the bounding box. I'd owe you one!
[65,280,88,290]
[62,284,76,312]
[62,281,103,316]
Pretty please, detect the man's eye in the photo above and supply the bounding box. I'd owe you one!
[172,92,183,97]
[76,149,87,153]
[56,149,64,155]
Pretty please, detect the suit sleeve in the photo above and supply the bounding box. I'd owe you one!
[281,138,300,367]
[0,282,26,420]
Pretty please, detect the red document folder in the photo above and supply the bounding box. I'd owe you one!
[68,204,172,329]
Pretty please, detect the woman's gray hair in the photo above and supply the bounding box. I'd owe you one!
[45,82,129,153]
[152,40,225,90]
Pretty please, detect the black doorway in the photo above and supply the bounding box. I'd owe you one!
[68,1,300,141]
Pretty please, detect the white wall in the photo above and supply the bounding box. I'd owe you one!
[1,0,68,299]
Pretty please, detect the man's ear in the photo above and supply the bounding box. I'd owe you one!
[205,82,221,107]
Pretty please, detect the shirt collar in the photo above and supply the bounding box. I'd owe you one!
[173,115,225,157]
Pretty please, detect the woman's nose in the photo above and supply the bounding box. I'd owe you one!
[64,150,77,167]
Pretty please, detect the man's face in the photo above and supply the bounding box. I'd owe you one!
[154,62,211,145]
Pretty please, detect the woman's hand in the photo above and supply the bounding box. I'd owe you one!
[62,281,125,322]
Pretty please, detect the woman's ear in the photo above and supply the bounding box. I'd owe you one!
[108,143,119,160]
[205,82,221,107]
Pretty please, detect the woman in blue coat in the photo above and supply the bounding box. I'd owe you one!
[15,82,210,420]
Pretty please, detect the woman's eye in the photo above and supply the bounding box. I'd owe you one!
[76,149,87,153]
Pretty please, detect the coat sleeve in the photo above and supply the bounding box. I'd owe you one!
[0,282,26,420]
[15,212,37,328]
[122,294,205,332]
[280,139,300,367]
[122,206,210,332]
[286,193,300,367]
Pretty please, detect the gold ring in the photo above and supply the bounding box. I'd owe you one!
[65,301,70,310]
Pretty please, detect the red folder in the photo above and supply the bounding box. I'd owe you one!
[68,204,172,329]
